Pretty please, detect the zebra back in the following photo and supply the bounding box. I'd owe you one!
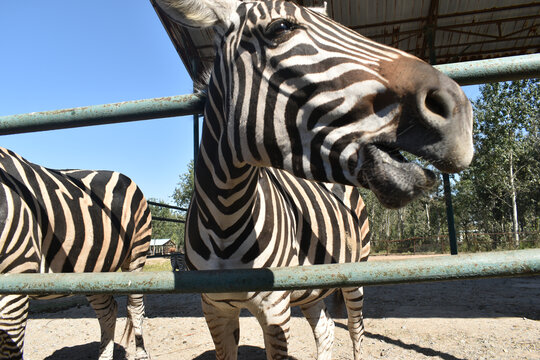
[0,147,152,275]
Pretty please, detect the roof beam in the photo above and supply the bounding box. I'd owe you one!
[349,3,540,31]
[423,0,439,63]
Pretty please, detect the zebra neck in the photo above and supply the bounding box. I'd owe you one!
[193,111,261,234]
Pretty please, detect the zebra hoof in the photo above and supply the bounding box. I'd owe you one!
[134,351,150,360]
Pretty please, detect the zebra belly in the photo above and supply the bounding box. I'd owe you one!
[29,294,71,300]
[201,288,337,314]
[290,288,336,307]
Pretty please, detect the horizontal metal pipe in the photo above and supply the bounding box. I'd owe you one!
[0,249,538,295]
[151,216,185,223]
[0,94,205,135]
[434,53,540,86]
[0,54,538,135]
[147,200,188,212]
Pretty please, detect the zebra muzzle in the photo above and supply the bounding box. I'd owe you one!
[358,144,436,208]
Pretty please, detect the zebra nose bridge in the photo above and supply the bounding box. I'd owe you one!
[416,74,463,131]
[414,68,474,169]
[380,58,474,171]
[386,59,467,133]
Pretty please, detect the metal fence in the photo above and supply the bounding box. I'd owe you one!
[1,249,539,295]
[373,232,540,255]
[0,54,539,294]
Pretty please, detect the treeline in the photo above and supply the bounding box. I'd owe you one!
[151,80,539,254]
[364,79,539,253]
[148,161,194,250]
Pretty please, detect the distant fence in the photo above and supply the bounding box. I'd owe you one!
[373,232,540,255]
[148,200,186,224]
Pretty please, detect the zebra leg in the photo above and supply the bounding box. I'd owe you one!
[120,294,149,360]
[247,291,292,360]
[0,295,29,360]
[300,299,335,360]
[201,294,241,360]
[87,294,118,360]
[341,287,365,360]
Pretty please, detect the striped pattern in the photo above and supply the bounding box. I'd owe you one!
[189,165,370,359]
[156,0,473,359]
[179,2,373,358]
[202,2,415,187]
[0,147,151,360]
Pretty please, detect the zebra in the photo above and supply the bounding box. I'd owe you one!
[0,147,152,360]
[155,0,474,359]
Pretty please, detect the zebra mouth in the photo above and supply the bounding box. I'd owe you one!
[358,144,436,208]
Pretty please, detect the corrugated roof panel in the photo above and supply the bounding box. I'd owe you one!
[151,0,540,80]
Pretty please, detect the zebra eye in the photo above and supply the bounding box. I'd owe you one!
[265,19,296,39]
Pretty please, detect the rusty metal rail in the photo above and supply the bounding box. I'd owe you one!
[0,249,538,295]
[0,93,205,135]
[0,54,538,135]
[434,53,540,85]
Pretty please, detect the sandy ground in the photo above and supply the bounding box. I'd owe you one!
[23,255,539,360]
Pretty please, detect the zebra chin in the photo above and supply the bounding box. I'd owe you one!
[356,144,436,209]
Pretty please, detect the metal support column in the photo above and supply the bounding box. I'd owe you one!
[193,113,199,164]
[427,17,458,255]
[443,175,458,254]
[192,61,201,164]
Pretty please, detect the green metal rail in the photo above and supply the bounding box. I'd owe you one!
[0,250,538,295]
[0,54,538,135]
[434,53,540,85]
[0,93,205,136]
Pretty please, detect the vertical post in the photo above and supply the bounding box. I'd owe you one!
[192,60,200,165]
[193,113,199,164]
[443,174,458,255]
[427,16,458,255]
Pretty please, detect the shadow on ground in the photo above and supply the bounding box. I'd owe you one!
[30,277,540,321]
[43,342,127,360]
[192,345,299,360]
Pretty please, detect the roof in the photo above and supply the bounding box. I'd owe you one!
[150,0,540,81]
[150,239,173,246]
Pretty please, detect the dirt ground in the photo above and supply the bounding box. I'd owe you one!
[23,255,539,360]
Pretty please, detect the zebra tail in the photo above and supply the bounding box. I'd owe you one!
[120,315,135,348]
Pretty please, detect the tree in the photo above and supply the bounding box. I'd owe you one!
[362,80,539,253]
[456,79,540,248]
[147,161,196,252]
[172,160,195,210]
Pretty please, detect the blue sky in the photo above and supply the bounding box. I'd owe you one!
[0,1,479,203]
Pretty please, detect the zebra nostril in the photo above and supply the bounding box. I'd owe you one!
[372,90,398,115]
[425,89,450,119]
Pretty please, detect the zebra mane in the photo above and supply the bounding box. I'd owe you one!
[306,1,328,16]
[193,65,211,99]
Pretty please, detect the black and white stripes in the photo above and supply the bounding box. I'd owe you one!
[156,0,473,359]
[0,147,151,360]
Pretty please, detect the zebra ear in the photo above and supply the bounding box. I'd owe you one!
[308,1,328,16]
[155,0,239,28]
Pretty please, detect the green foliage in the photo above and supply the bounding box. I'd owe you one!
[365,79,539,253]
[172,160,195,209]
[457,80,539,236]
[148,161,195,251]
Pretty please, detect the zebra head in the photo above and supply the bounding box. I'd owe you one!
[156,0,474,208]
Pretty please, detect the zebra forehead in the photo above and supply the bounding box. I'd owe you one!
[232,1,405,61]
